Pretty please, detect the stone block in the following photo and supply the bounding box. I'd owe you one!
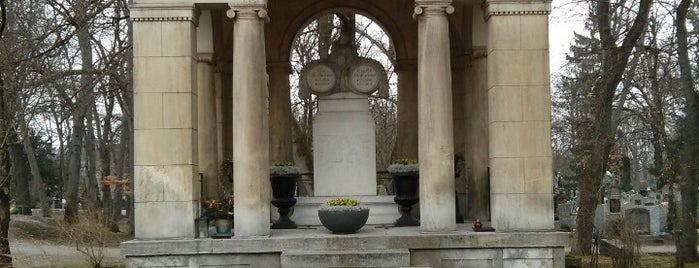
[161,21,196,57]
[503,259,553,267]
[520,15,550,50]
[280,249,409,268]
[522,85,551,121]
[503,248,552,259]
[162,93,197,128]
[410,248,499,268]
[488,86,523,122]
[519,121,552,157]
[134,57,196,93]
[490,158,524,194]
[491,193,553,231]
[132,21,162,57]
[523,156,553,194]
[134,165,197,202]
[134,129,196,165]
[313,97,377,196]
[487,50,549,88]
[134,200,196,239]
[489,121,551,158]
[488,15,521,50]
[134,93,163,129]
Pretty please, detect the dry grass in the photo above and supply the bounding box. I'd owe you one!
[566,254,699,268]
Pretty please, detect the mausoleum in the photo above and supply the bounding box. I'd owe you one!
[122,0,566,267]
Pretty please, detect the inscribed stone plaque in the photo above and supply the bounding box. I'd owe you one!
[626,208,650,234]
[349,64,380,94]
[305,64,336,94]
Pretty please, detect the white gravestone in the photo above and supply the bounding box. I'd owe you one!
[301,59,386,197]
[313,92,377,196]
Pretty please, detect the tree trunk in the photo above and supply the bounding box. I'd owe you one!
[574,0,651,255]
[0,43,14,265]
[8,131,31,215]
[84,107,98,212]
[674,0,699,262]
[19,119,52,217]
[65,1,96,223]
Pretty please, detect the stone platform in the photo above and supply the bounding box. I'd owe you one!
[121,225,567,267]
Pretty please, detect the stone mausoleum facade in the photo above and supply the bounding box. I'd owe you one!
[122,0,566,267]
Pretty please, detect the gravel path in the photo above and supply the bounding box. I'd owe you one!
[10,238,124,268]
[7,214,126,267]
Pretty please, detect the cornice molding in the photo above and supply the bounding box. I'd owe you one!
[482,1,551,20]
[130,4,198,26]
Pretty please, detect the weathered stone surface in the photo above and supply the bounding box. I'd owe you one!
[281,249,409,268]
[123,228,566,267]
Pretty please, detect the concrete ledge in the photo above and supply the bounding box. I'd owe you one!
[122,226,567,267]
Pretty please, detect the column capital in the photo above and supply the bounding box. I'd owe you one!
[413,0,454,19]
[467,47,488,60]
[130,4,198,26]
[267,61,293,74]
[196,53,214,64]
[482,0,551,20]
[227,1,269,22]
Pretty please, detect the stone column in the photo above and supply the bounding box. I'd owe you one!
[395,60,418,160]
[485,0,553,231]
[466,48,490,220]
[197,10,220,199]
[267,62,294,162]
[414,0,456,233]
[466,6,491,221]
[131,4,198,239]
[227,1,271,237]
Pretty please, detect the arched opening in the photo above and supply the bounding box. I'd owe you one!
[287,11,398,197]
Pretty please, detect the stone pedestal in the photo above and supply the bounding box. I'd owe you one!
[313,93,377,196]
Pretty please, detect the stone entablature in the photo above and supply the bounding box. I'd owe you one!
[482,0,551,19]
[130,4,199,25]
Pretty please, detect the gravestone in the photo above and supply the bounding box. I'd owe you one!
[558,202,574,228]
[625,207,650,234]
[300,30,388,197]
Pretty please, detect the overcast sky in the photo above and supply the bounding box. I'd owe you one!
[549,1,588,74]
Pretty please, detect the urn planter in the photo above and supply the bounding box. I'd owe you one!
[318,205,370,234]
[388,162,420,227]
[270,165,300,229]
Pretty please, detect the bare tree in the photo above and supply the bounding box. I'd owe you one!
[574,0,652,254]
[674,0,699,263]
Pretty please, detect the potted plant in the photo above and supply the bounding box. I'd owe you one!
[318,197,369,234]
[270,161,300,229]
[387,159,419,226]
[202,192,234,238]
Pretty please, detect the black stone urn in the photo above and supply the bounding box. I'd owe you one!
[270,166,300,229]
[388,163,420,227]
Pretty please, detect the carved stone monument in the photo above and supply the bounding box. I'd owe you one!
[300,23,388,197]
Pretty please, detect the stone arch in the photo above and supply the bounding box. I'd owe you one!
[276,0,409,63]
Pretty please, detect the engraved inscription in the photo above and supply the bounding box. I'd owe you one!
[350,64,380,93]
[306,64,336,94]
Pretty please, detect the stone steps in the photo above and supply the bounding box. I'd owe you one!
[280,249,411,268]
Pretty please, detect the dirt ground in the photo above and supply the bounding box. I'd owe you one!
[8,215,129,268]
